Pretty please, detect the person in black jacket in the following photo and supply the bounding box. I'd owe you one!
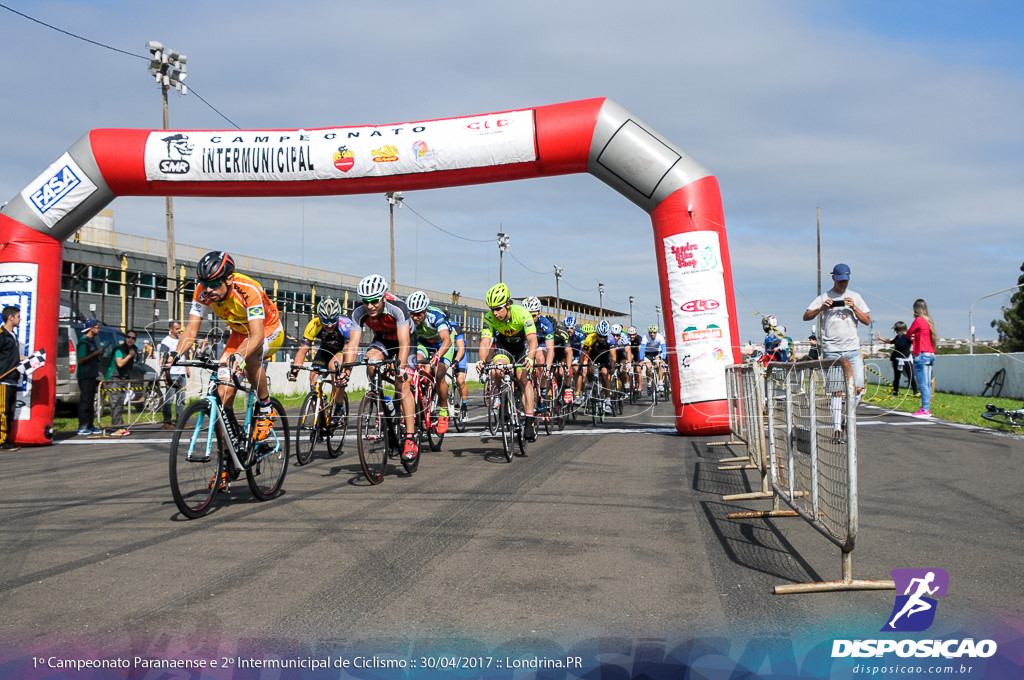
[877,322,918,396]
[76,319,106,435]
[0,305,24,451]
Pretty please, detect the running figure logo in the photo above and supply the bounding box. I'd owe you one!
[882,568,950,632]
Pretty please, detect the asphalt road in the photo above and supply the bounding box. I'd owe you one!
[0,393,1021,672]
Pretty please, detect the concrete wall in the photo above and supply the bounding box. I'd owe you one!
[865,352,1024,400]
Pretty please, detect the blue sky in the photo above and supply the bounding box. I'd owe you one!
[1,0,1022,345]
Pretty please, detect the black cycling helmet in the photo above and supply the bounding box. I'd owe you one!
[196,251,235,284]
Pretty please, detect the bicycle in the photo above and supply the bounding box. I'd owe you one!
[531,365,554,436]
[355,356,419,484]
[294,364,350,465]
[981,402,1024,428]
[447,368,468,433]
[168,358,290,519]
[481,362,529,462]
[413,358,445,452]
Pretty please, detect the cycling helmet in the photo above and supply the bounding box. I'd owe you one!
[522,296,542,312]
[596,320,611,335]
[581,323,596,334]
[357,274,388,300]
[485,282,511,308]
[626,326,637,335]
[196,251,235,283]
[610,323,622,335]
[563,316,577,329]
[406,290,430,314]
[648,324,659,333]
[316,297,341,324]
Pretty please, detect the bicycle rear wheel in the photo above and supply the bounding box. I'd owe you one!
[981,408,1024,427]
[169,401,223,519]
[498,394,513,462]
[358,392,389,484]
[247,397,289,501]
[515,395,528,456]
[425,389,444,452]
[325,391,349,458]
[450,390,467,433]
[295,392,320,466]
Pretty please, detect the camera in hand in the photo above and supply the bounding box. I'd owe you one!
[831,299,846,307]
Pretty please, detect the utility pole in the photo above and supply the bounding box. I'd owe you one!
[147,41,187,320]
[816,206,822,297]
[598,283,605,318]
[497,232,510,282]
[553,266,563,320]
[386,192,403,290]
[629,295,635,327]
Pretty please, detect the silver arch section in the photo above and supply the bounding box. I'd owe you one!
[588,99,712,214]
[1,133,115,242]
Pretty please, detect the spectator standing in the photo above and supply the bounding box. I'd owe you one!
[0,305,24,451]
[806,334,820,360]
[907,299,938,418]
[159,321,189,429]
[76,319,105,435]
[877,322,917,396]
[105,330,139,435]
[803,263,871,439]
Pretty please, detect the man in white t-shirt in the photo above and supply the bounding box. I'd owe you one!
[803,263,871,438]
[158,320,190,429]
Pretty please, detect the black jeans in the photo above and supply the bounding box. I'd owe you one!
[891,358,918,394]
[78,378,98,429]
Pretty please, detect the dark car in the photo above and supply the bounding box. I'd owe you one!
[56,320,161,409]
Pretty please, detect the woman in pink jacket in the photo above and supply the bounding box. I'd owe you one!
[907,299,938,417]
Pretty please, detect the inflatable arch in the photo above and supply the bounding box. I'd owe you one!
[0,97,741,444]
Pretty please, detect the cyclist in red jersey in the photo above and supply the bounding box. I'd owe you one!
[343,274,419,461]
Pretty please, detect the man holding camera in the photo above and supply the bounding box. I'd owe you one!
[803,263,871,438]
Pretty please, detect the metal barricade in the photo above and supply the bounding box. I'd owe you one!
[715,363,771,501]
[722,358,894,594]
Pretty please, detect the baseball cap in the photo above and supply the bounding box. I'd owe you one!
[831,263,851,280]
[83,319,100,329]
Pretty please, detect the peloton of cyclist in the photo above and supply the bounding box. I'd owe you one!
[475,283,539,441]
[639,324,668,396]
[343,274,419,460]
[288,297,354,406]
[548,315,576,405]
[626,326,644,397]
[174,251,282,440]
[609,323,634,394]
[406,291,453,435]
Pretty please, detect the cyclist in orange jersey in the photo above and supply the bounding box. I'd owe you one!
[174,251,283,440]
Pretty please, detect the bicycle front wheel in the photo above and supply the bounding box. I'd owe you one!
[325,391,349,458]
[427,392,444,452]
[169,401,223,519]
[981,409,1024,427]
[296,392,320,466]
[358,392,389,484]
[246,397,289,501]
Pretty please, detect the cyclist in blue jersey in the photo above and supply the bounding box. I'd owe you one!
[626,326,644,397]
[448,319,470,418]
[406,291,453,434]
[639,324,668,396]
[522,296,555,402]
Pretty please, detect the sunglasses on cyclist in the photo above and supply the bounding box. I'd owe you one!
[319,316,339,327]
[199,278,227,289]
[362,296,382,305]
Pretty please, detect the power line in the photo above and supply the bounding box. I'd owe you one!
[0,2,240,129]
[402,202,493,243]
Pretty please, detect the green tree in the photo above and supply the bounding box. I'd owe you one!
[991,261,1024,352]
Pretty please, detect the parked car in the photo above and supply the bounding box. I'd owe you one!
[56,320,161,409]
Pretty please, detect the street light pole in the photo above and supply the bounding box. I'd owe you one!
[553,266,563,321]
[969,283,1024,353]
[386,192,403,290]
[629,295,635,327]
[147,41,187,320]
[497,232,510,283]
[598,282,605,318]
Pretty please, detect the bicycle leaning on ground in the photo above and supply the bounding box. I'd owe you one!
[168,357,290,519]
[981,401,1024,428]
[294,364,350,465]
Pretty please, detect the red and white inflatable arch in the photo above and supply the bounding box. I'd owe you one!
[0,97,741,443]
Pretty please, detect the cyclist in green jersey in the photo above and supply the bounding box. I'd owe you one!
[475,283,539,441]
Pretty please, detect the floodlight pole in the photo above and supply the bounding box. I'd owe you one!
[554,266,563,320]
[386,192,403,290]
[598,282,605,318]
[629,295,635,327]
[497,232,510,283]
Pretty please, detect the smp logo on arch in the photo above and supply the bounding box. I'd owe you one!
[680,299,720,313]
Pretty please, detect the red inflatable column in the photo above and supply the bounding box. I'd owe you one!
[650,177,742,435]
[0,214,60,445]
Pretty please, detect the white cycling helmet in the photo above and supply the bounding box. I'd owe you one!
[596,320,611,335]
[406,290,430,314]
[626,326,637,335]
[522,296,541,312]
[563,316,577,329]
[357,274,388,300]
[610,323,622,335]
